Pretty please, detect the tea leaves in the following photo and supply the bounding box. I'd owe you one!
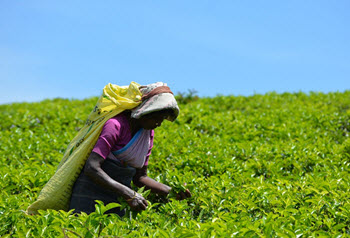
[1,91,350,237]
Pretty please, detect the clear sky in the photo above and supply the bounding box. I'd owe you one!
[1,1,349,105]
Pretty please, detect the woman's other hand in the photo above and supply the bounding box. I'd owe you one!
[176,189,191,200]
[126,192,148,211]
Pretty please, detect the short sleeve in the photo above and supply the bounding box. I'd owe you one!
[143,130,154,166]
[92,119,122,159]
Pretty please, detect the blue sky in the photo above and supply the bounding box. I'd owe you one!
[1,1,349,105]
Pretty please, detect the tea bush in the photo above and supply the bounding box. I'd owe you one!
[1,91,350,237]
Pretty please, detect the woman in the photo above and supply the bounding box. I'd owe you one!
[69,82,191,215]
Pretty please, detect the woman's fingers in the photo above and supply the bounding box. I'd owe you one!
[138,194,148,208]
[176,189,192,200]
[127,192,149,211]
[142,198,148,207]
[137,196,148,210]
[137,197,148,210]
[138,201,147,210]
[131,200,147,211]
[176,192,185,200]
[185,189,191,198]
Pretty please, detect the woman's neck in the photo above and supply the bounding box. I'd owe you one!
[129,118,142,136]
[123,111,141,136]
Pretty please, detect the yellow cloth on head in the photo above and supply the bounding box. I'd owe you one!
[27,82,142,215]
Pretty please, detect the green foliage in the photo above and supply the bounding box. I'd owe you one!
[175,89,199,104]
[1,91,350,237]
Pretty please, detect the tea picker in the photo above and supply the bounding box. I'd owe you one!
[27,82,191,215]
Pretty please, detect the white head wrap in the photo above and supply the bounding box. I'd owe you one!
[131,82,179,121]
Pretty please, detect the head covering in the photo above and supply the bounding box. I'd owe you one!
[131,82,179,121]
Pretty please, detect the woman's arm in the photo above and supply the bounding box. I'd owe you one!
[133,166,191,200]
[84,152,148,211]
[133,166,171,196]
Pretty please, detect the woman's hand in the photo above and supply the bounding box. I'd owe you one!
[176,188,192,200]
[126,192,149,211]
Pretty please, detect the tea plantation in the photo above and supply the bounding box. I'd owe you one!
[1,91,350,237]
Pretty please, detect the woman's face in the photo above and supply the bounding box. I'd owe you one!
[139,111,169,130]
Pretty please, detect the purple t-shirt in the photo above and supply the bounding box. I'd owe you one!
[92,113,154,166]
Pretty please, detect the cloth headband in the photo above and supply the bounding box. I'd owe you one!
[141,86,174,101]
